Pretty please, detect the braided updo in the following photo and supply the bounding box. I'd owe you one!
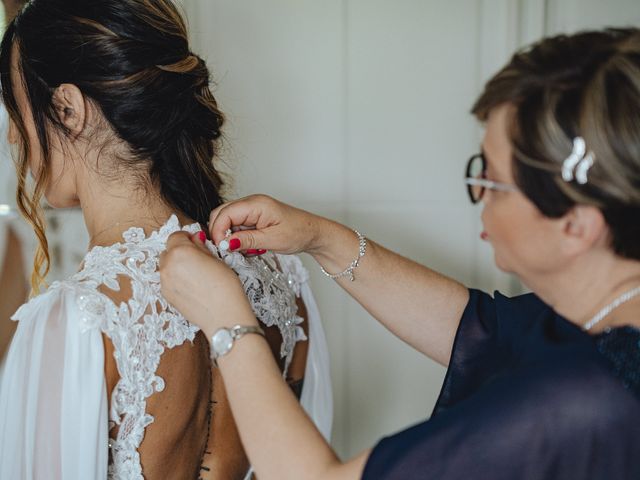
[0,0,225,289]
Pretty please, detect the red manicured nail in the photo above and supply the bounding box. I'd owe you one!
[197,231,206,244]
[229,238,241,251]
[245,249,267,257]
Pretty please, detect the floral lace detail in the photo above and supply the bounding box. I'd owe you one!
[218,250,308,375]
[69,216,198,479]
[62,215,308,479]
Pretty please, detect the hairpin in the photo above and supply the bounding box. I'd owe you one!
[562,136,594,185]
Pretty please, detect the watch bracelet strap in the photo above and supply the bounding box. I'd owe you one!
[231,325,265,338]
[212,324,266,363]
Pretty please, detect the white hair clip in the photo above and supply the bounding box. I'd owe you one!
[562,136,594,185]
[574,151,594,185]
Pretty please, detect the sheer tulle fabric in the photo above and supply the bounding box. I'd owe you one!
[0,285,109,479]
[298,278,333,441]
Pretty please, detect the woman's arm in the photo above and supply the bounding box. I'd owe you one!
[208,195,469,365]
[159,235,368,480]
[217,329,369,480]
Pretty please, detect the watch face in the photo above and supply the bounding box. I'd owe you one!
[212,328,234,357]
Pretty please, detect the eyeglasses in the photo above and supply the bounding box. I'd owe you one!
[464,153,518,204]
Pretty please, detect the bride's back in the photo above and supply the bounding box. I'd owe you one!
[80,218,214,478]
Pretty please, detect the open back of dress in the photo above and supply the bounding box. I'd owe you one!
[0,215,332,479]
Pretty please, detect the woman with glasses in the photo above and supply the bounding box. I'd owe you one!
[160,28,640,479]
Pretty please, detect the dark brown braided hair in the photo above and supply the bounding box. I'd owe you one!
[0,0,226,289]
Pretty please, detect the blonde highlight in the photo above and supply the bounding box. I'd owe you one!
[13,111,51,294]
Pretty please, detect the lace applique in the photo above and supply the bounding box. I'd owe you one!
[65,215,308,479]
[275,254,310,297]
[219,250,308,375]
[71,215,198,479]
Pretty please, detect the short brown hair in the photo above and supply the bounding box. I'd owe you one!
[472,28,640,260]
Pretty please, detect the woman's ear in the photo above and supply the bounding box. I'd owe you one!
[562,205,608,255]
[52,84,86,138]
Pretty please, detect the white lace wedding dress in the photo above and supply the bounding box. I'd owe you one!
[0,215,332,479]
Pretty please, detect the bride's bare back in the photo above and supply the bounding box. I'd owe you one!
[97,219,311,479]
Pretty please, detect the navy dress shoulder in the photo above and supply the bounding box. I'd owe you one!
[362,289,640,480]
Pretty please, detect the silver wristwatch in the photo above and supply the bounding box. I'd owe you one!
[211,325,265,363]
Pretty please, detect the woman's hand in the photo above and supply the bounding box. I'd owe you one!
[160,227,369,480]
[159,231,257,338]
[208,194,332,256]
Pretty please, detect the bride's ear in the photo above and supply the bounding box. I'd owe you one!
[52,84,86,138]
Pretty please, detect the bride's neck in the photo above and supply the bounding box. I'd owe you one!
[78,176,192,248]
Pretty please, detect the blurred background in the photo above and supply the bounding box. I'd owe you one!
[1,0,639,460]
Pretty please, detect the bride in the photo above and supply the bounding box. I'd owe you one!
[0,0,331,478]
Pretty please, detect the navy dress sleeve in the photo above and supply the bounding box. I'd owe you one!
[432,289,549,415]
[362,289,640,480]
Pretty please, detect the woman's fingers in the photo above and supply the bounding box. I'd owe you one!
[208,194,325,256]
[220,227,273,252]
[160,231,243,329]
[209,195,271,243]
[209,195,283,248]
[161,231,195,269]
[189,230,215,254]
[166,230,194,250]
[208,200,239,240]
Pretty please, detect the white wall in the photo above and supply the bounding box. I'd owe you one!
[181,0,640,459]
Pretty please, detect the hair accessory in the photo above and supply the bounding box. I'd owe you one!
[574,152,594,185]
[562,137,594,185]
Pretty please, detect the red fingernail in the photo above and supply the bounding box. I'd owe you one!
[229,238,241,251]
[245,249,266,256]
[197,231,206,244]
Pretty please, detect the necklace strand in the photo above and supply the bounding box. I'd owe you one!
[583,285,640,331]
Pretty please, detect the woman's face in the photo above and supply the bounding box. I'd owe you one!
[8,44,80,208]
[479,104,568,283]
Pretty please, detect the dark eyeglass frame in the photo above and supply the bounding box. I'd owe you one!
[464,153,518,204]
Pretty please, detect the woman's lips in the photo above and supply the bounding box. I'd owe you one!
[480,231,489,241]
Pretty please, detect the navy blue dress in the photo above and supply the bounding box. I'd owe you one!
[362,289,640,479]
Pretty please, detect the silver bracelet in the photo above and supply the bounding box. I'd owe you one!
[320,230,367,282]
